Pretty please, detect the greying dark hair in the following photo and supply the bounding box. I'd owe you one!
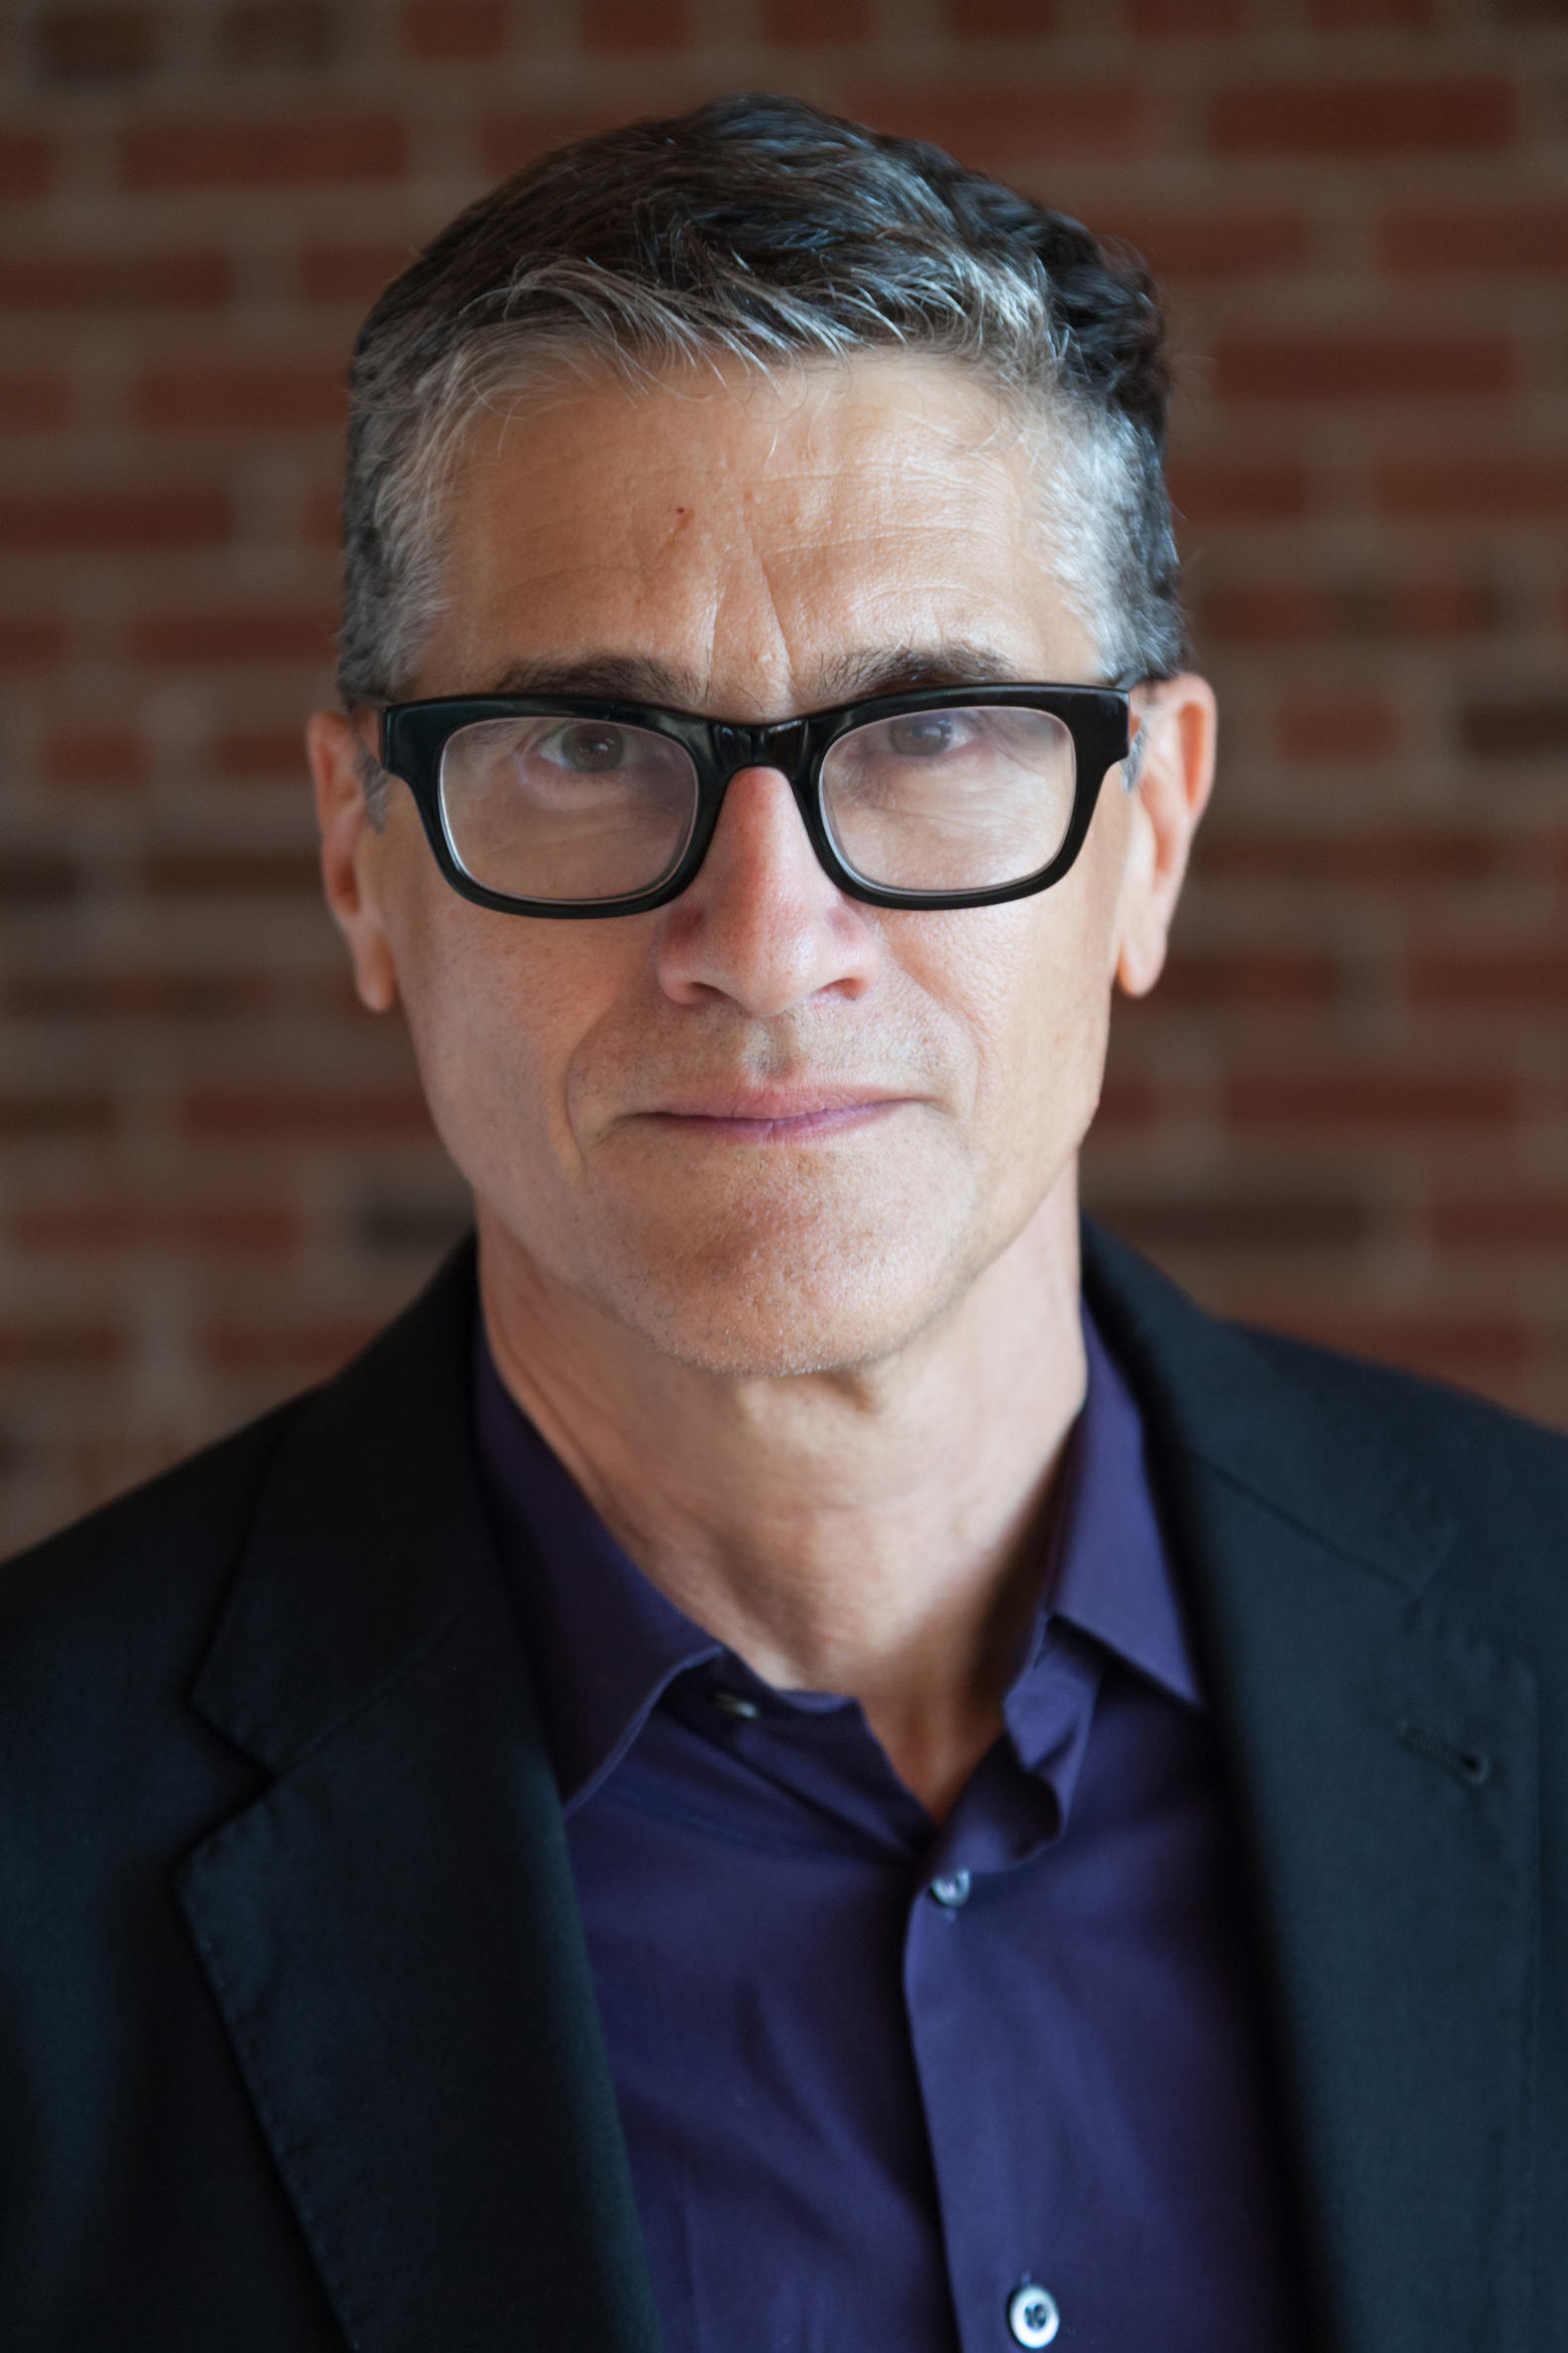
[339,92,1185,708]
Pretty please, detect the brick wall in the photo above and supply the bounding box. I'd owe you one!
[2,0,1565,1551]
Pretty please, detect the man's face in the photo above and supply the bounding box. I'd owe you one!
[321,356,1193,1378]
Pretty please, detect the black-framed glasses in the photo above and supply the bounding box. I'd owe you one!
[377,683,1133,919]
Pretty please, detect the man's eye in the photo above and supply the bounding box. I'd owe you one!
[886,713,967,759]
[544,722,628,773]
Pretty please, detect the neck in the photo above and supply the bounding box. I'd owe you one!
[478,1180,1087,1822]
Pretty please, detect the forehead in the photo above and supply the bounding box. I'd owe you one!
[414,353,1099,713]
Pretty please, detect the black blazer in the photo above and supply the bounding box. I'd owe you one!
[1,1225,1564,2352]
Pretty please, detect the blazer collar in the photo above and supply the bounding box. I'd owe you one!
[188,1239,489,1775]
[1083,1220,1538,2353]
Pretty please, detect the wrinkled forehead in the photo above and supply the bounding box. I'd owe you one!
[411,353,1103,715]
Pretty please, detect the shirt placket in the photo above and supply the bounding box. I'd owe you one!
[900,1657,1103,2353]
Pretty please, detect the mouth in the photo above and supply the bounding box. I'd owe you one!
[633,1087,914,1145]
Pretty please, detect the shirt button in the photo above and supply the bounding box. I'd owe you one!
[928,1869,972,1909]
[710,1689,761,1720]
[1007,2283,1060,2347]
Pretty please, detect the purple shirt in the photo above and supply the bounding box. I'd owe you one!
[475,1308,1303,2353]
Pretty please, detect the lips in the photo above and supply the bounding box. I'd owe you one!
[631,1086,913,1143]
[643,1086,909,1122]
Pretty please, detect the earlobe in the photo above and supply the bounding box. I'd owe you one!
[1110,673,1217,1003]
[1114,793,1165,999]
[306,708,400,1015]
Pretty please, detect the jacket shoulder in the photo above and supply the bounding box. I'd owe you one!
[1086,1217,1568,1503]
[1242,1323,1568,1503]
[1084,1219,1568,1653]
[0,1395,310,1720]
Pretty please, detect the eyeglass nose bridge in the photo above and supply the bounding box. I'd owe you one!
[711,716,812,785]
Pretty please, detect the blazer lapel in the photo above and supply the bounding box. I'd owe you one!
[176,1245,662,2353]
[1085,1224,1538,2353]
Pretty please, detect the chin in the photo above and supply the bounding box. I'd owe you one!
[583,1209,979,1381]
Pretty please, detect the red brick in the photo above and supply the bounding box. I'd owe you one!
[7,971,271,1019]
[845,84,1144,166]
[1199,825,1525,888]
[1201,577,1499,646]
[1128,0,1241,31]
[43,727,148,790]
[400,0,507,54]
[0,850,76,908]
[1214,333,1514,404]
[1381,203,1568,275]
[134,361,346,433]
[130,607,337,664]
[0,131,54,202]
[1157,950,1340,1009]
[1098,210,1307,280]
[481,108,631,177]
[1379,458,1568,517]
[213,727,308,778]
[1094,1072,1157,1132]
[1276,695,1398,762]
[764,0,878,35]
[299,242,412,304]
[303,482,341,547]
[0,375,70,431]
[0,1322,124,1369]
[1308,0,1431,23]
[0,618,66,668]
[1389,580,1502,637]
[944,0,1056,31]
[1432,1196,1568,1249]
[1457,695,1568,760]
[1209,78,1517,158]
[0,489,229,552]
[1258,1308,1531,1379]
[0,249,231,312]
[219,0,330,66]
[37,6,159,79]
[1202,584,1336,643]
[15,1199,300,1254]
[1082,1186,1372,1253]
[203,1319,377,1375]
[1168,459,1309,523]
[1409,952,1568,1007]
[580,0,689,49]
[183,1086,433,1140]
[1228,1070,1514,1131]
[123,116,409,193]
[144,847,321,898]
[0,1092,113,1140]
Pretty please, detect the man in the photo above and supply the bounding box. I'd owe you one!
[1,92,1563,2353]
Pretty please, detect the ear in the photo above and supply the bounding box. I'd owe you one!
[306,707,399,1014]
[1112,673,1217,1000]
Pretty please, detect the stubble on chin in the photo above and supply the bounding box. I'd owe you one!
[540,1117,997,1380]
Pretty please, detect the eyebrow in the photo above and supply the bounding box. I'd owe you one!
[480,640,1034,713]
[486,653,707,704]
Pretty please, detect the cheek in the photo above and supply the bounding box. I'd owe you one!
[893,832,1123,1193]
[382,873,628,1181]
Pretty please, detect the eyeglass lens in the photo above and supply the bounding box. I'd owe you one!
[436,706,1080,905]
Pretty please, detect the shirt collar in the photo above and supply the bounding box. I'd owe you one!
[1044,1304,1203,1710]
[473,1297,1202,1815]
[472,1340,719,1811]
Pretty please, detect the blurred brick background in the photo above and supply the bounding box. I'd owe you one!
[1,0,1565,1551]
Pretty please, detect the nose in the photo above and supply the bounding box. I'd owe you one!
[653,766,881,1016]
